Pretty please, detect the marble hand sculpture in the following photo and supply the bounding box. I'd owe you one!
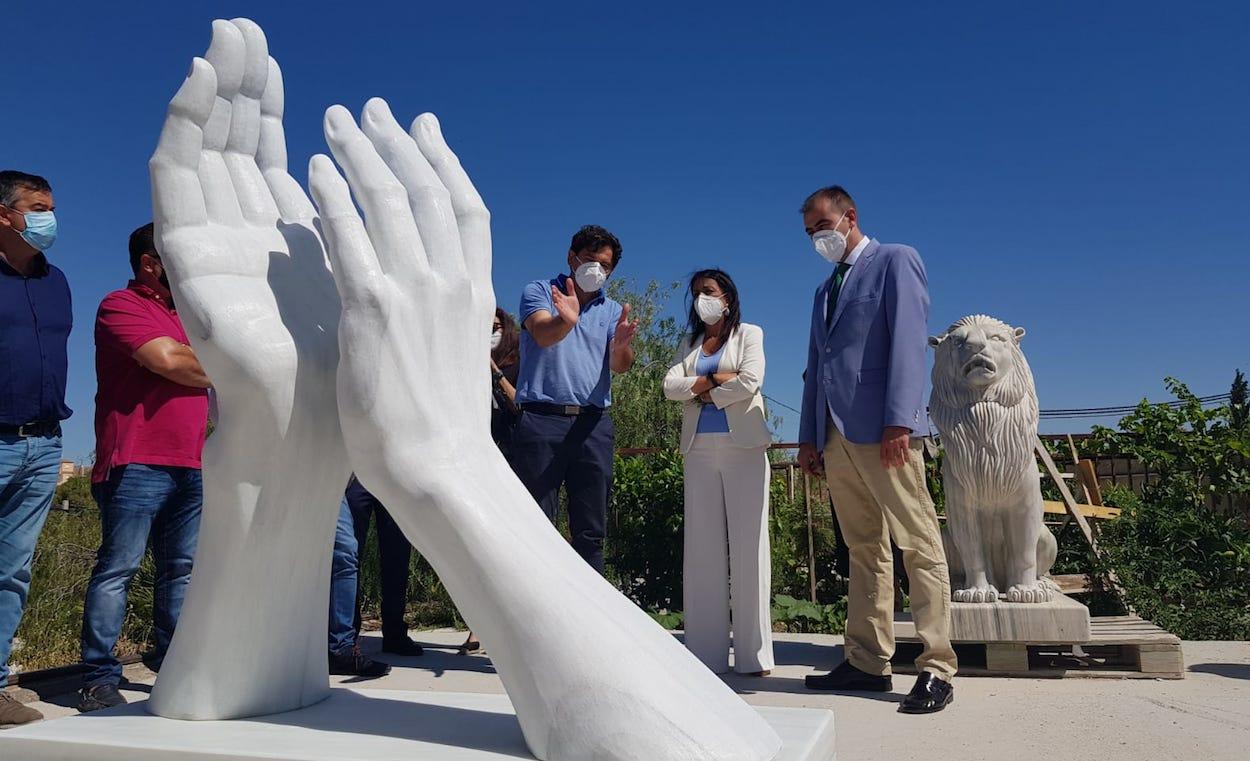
[149,19,782,761]
[147,19,351,719]
[928,315,1059,604]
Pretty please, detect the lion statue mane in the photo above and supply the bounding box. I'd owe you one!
[929,314,1059,603]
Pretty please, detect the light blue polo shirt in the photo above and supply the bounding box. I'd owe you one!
[516,275,623,408]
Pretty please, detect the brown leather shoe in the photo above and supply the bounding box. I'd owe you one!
[0,690,43,726]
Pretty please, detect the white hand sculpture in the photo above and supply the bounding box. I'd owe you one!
[148,18,782,760]
[305,97,782,760]
[146,20,351,719]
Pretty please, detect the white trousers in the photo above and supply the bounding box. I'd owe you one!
[682,434,775,674]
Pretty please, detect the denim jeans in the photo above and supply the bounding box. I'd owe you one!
[327,478,412,655]
[81,464,202,687]
[0,432,62,682]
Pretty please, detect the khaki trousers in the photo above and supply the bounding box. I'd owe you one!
[823,425,957,680]
[682,434,775,674]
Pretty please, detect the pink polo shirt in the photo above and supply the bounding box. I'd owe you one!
[92,281,208,483]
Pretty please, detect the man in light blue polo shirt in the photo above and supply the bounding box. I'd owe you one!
[512,225,637,573]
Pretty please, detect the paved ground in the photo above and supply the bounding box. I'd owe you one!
[8,629,1249,761]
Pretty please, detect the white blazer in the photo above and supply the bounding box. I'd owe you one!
[662,322,771,453]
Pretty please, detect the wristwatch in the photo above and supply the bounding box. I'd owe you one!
[492,369,505,383]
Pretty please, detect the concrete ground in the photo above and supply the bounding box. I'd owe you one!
[8,629,1248,761]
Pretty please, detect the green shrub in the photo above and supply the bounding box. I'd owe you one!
[771,594,847,635]
[604,451,685,611]
[1090,377,1250,639]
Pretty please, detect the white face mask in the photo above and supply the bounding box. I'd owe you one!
[490,330,502,350]
[695,294,727,325]
[573,261,608,292]
[812,211,850,264]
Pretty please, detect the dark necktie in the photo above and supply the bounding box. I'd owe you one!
[826,262,852,328]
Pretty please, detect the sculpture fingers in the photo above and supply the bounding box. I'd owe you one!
[150,57,215,232]
[218,18,281,225]
[324,105,429,278]
[308,154,385,304]
[199,20,247,225]
[257,57,317,223]
[360,99,464,278]
[411,113,492,287]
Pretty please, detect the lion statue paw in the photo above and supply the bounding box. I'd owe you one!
[1006,580,1058,604]
[953,585,999,603]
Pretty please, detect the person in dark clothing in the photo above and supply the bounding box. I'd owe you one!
[511,226,638,574]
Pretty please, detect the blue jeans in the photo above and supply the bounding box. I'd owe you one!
[81,464,202,687]
[0,432,62,682]
[327,478,412,655]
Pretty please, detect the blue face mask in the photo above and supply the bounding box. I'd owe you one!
[16,211,58,251]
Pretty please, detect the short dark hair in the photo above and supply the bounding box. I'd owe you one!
[686,268,743,343]
[128,223,157,275]
[799,185,855,215]
[0,170,52,208]
[569,224,622,268]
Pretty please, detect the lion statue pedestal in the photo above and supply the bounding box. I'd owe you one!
[925,315,1090,645]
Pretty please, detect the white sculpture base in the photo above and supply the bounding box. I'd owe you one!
[897,594,1092,644]
[0,689,835,761]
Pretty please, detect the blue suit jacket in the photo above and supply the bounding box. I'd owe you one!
[799,240,930,448]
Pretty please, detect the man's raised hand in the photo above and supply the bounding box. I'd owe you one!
[551,277,580,325]
[614,302,639,347]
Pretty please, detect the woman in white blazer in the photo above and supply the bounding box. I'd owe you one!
[662,269,774,676]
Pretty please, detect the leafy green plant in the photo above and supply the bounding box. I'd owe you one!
[770,594,847,634]
[1088,376,1250,639]
[648,609,684,630]
[605,451,686,610]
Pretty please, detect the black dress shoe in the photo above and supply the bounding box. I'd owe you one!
[329,646,392,678]
[804,660,893,692]
[898,672,954,714]
[381,636,425,657]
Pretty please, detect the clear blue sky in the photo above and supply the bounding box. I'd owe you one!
[6,1,1247,462]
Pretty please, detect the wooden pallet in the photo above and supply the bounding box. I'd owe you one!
[892,615,1184,679]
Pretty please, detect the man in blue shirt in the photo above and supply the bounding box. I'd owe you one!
[0,170,71,727]
[512,225,637,574]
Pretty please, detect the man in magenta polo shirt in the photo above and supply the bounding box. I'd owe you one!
[77,223,211,713]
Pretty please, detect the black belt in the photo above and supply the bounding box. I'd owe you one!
[0,421,61,437]
[521,402,604,417]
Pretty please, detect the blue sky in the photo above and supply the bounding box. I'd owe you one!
[5,1,1247,462]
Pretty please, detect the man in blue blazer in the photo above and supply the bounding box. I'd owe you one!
[797,186,956,714]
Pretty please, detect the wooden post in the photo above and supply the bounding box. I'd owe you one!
[804,473,816,603]
[1035,438,1129,607]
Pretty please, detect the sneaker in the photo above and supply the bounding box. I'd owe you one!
[0,691,43,726]
[328,645,392,678]
[78,683,128,713]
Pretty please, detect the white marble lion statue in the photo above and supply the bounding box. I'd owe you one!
[928,315,1059,604]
